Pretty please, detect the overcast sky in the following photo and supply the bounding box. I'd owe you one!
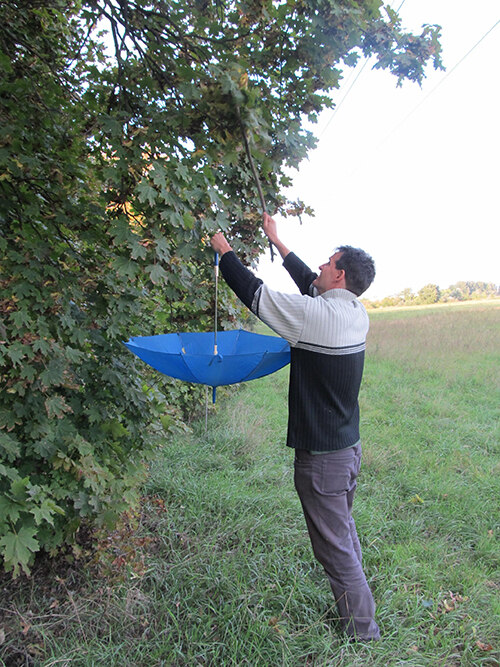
[256,1,500,300]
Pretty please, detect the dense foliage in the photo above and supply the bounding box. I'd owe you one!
[0,0,442,576]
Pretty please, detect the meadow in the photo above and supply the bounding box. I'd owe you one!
[1,301,499,666]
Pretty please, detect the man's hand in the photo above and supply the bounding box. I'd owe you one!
[262,212,291,260]
[263,212,279,245]
[210,232,233,256]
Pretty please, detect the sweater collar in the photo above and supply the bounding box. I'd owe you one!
[320,288,358,301]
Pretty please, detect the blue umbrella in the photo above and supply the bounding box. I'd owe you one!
[124,253,290,405]
[124,329,290,402]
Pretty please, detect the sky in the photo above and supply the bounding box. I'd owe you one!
[255,1,500,300]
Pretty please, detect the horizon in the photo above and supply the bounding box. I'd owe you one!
[362,278,498,303]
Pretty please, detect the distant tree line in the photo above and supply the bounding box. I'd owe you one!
[363,281,499,309]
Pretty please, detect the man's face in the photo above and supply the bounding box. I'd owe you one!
[313,251,344,294]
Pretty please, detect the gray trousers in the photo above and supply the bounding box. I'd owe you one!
[294,445,380,640]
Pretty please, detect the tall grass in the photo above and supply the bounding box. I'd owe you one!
[1,301,499,666]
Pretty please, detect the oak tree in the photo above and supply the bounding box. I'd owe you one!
[0,0,442,575]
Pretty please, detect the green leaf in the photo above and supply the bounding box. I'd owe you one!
[175,163,189,182]
[32,499,65,526]
[151,162,168,188]
[146,264,167,285]
[6,343,27,366]
[0,463,20,481]
[0,495,22,523]
[101,419,129,439]
[130,236,147,260]
[154,236,171,262]
[183,212,195,230]
[136,181,157,207]
[0,525,40,577]
[203,165,216,184]
[110,219,134,245]
[0,49,13,74]
[10,309,31,329]
[44,395,73,419]
[160,415,172,431]
[113,256,139,279]
[40,357,66,388]
[10,477,30,500]
[0,433,21,461]
[20,364,37,382]
[33,338,51,355]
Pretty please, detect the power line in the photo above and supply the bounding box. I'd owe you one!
[341,15,500,182]
[319,59,370,137]
[378,17,500,145]
[319,0,407,138]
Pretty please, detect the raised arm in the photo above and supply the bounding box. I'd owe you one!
[210,232,262,310]
[263,213,318,296]
[263,212,291,260]
[210,231,305,345]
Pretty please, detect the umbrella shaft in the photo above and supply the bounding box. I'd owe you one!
[214,252,219,354]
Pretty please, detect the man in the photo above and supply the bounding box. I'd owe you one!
[210,213,380,641]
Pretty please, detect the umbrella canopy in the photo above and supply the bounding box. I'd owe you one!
[124,329,290,388]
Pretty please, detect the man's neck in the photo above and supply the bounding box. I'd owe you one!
[317,282,347,295]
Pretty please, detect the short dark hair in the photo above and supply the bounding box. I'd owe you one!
[334,246,375,296]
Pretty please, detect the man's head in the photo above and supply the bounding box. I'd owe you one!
[313,246,375,296]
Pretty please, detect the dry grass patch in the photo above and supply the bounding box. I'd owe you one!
[367,302,499,376]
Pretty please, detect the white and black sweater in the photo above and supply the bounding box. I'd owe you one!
[219,250,369,451]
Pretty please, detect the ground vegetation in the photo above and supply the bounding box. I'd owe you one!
[0,302,498,665]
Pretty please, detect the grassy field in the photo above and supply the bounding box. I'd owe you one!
[1,301,499,666]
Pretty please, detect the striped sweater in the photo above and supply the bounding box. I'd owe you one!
[219,250,369,451]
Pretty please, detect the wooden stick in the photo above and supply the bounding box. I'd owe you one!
[236,107,276,262]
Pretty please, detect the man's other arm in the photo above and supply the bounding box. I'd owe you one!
[263,213,318,296]
[210,233,262,310]
[210,231,306,345]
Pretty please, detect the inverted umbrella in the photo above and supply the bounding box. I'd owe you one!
[124,329,290,401]
[125,249,289,411]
